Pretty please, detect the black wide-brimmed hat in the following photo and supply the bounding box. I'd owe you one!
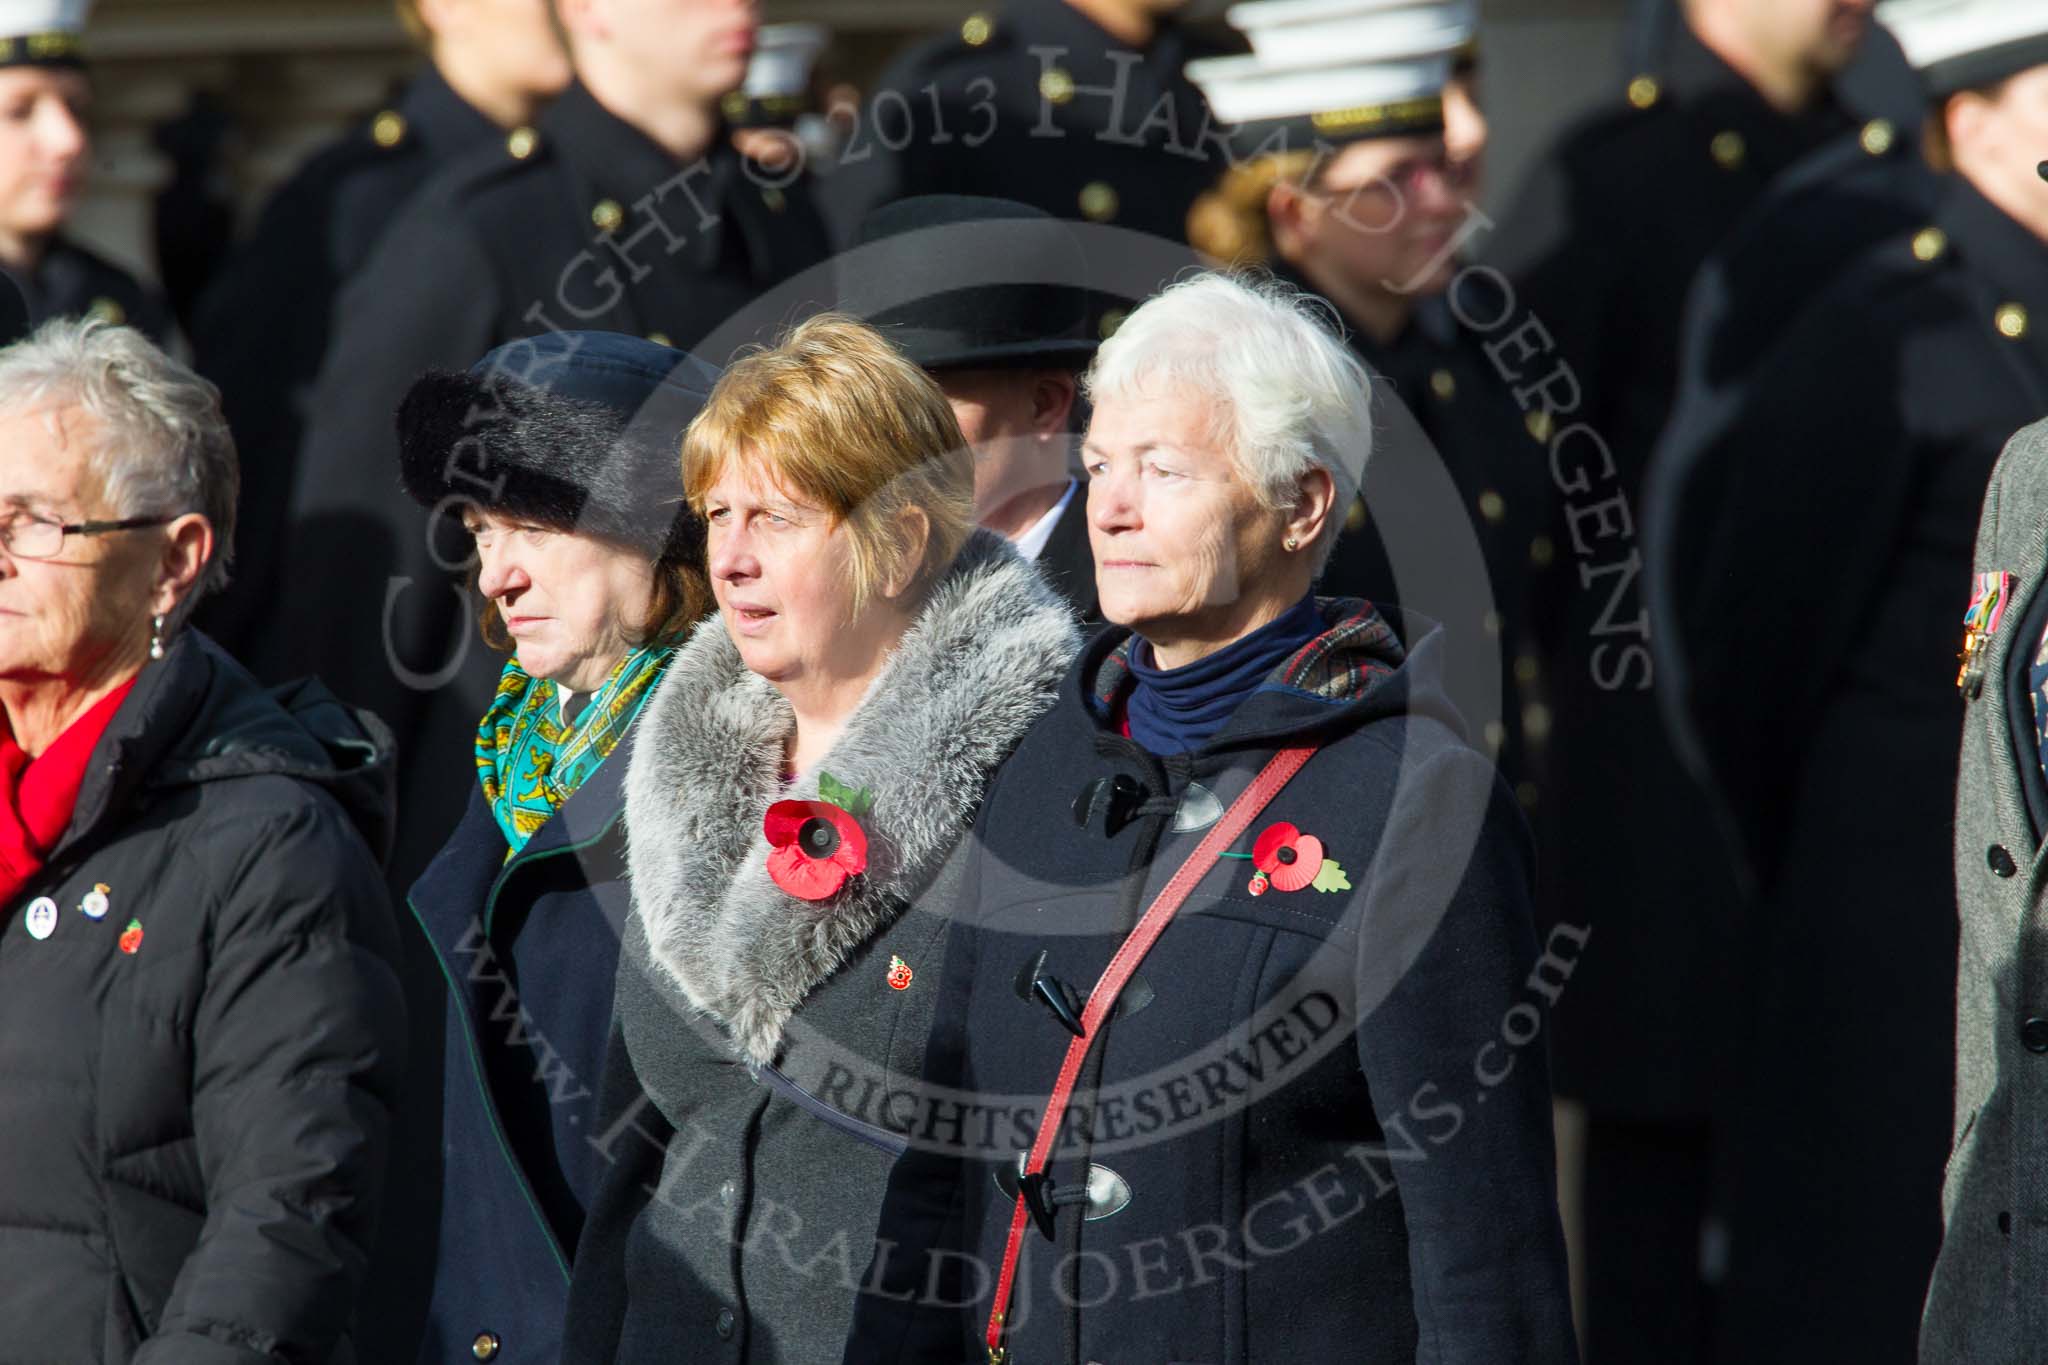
[396,330,719,561]
[842,195,1098,373]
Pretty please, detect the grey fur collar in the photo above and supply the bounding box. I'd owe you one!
[624,530,1080,1067]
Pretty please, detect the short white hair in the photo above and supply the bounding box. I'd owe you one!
[0,318,238,626]
[1084,271,1373,573]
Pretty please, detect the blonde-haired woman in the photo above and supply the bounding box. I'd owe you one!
[560,314,1079,1364]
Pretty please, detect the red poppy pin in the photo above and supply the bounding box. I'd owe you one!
[117,918,144,955]
[887,955,914,990]
[1247,822,1351,896]
[764,771,872,901]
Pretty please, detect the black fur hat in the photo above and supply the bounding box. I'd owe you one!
[396,331,719,561]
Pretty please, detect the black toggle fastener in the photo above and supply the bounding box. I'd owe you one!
[1072,773,1145,836]
[1015,950,1087,1037]
[1016,1170,1099,1240]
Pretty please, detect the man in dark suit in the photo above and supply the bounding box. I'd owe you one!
[191,0,571,664]
[844,195,1101,623]
[0,1,169,344]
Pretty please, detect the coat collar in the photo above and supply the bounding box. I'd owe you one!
[625,531,1079,1067]
[398,62,501,160]
[1940,178,2048,399]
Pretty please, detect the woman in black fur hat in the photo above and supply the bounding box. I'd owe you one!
[393,329,720,1365]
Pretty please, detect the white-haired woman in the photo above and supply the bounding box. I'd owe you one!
[849,273,1578,1365]
[0,319,402,1363]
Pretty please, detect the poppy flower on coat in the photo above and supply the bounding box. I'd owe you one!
[764,799,869,900]
[1252,821,1324,893]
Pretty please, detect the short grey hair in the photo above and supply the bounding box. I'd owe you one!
[1084,272,1373,573]
[0,318,238,626]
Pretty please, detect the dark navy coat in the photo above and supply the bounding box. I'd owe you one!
[406,743,636,1365]
[849,603,1578,1365]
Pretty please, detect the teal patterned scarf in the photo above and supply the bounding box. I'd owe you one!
[475,642,674,853]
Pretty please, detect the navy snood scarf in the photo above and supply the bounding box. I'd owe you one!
[1125,594,1324,755]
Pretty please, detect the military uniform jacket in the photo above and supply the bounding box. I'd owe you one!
[843,4,1224,256]
[1928,415,2048,1365]
[848,603,1578,1365]
[1309,282,1555,793]
[560,534,1078,1365]
[192,64,501,664]
[1652,179,2048,1362]
[1488,18,1865,1119]
[285,80,831,889]
[0,235,170,345]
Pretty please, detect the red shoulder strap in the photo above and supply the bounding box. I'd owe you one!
[982,745,1318,1362]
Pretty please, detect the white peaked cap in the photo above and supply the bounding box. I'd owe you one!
[0,0,88,38]
[1878,0,2048,94]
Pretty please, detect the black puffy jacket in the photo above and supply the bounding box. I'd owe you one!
[0,631,405,1364]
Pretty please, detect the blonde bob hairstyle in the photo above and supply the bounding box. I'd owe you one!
[681,313,976,615]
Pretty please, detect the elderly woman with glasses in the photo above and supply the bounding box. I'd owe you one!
[559,313,1078,1365]
[0,318,402,1364]
[849,272,1578,1365]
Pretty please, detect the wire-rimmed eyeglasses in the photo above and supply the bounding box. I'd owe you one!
[0,511,174,561]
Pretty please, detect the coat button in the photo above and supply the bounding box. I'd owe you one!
[2022,1018,2048,1053]
[471,1332,501,1360]
[715,1307,737,1339]
[719,1178,737,1207]
[1989,845,2018,878]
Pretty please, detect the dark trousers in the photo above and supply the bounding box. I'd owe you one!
[1581,1116,1718,1365]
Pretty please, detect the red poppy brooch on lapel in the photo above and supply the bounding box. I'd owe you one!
[1245,821,1351,896]
[764,771,872,901]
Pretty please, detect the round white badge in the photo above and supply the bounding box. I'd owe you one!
[79,890,108,920]
[24,896,58,941]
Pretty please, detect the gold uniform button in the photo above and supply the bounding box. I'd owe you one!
[506,126,538,160]
[371,109,406,148]
[1345,495,1368,533]
[1040,67,1076,105]
[762,186,786,214]
[1997,303,2029,340]
[647,331,673,348]
[1529,534,1555,567]
[1482,720,1507,752]
[1911,226,1947,263]
[591,198,624,232]
[1514,653,1540,685]
[1627,75,1660,110]
[1710,130,1746,171]
[1522,701,1553,744]
[1516,780,1541,809]
[1078,181,1118,222]
[1478,489,1506,524]
[721,90,748,120]
[1482,609,1503,637]
[85,297,125,326]
[1098,307,1128,339]
[471,1332,500,1361]
[1428,368,1456,401]
[1860,118,1895,157]
[961,12,992,45]
[1524,410,1554,443]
